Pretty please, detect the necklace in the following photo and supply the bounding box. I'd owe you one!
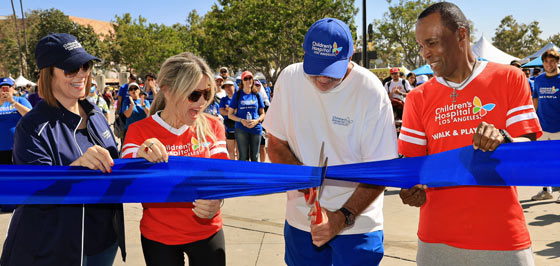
[443,61,477,103]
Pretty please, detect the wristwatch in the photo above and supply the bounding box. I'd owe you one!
[338,207,355,226]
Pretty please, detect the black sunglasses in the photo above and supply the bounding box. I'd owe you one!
[128,86,139,91]
[64,61,93,78]
[220,70,228,73]
[243,77,253,81]
[188,89,212,102]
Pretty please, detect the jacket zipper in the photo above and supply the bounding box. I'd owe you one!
[73,116,85,266]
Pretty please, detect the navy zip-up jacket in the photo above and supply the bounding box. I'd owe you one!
[0,99,126,266]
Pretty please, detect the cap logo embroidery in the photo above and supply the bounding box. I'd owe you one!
[332,42,343,55]
[311,41,339,57]
[63,40,82,51]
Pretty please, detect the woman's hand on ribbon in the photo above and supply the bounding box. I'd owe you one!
[137,138,168,163]
[192,199,222,219]
[472,122,504,152]
[70,145,114,173]
[309,207,345,247]
[399,184,427,207]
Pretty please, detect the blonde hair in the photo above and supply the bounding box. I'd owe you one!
[150,52,217,145]
[38,66,93,108]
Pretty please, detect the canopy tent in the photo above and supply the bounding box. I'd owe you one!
[523,42,560,61]
[14,75,36,87]
[522,57,543,68]
[411,64,433,75]
[471,36,519,64]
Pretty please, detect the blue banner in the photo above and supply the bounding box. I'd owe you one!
[0,140,558,204]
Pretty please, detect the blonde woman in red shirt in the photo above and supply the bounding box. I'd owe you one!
[122,52,228,266]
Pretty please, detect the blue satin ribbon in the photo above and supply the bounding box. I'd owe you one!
[328,140,560,188]
[0,157,321,204]
[0,140,558,204]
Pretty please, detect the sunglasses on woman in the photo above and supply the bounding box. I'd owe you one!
[188,89,212,102]
[64,61,93,78]
[243,77,253,81]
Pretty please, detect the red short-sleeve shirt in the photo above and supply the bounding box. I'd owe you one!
[398,62,542,250]
[123,113,229,245]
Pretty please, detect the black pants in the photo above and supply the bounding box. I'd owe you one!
[0,150,13,164]
[141,229,225,266]
[0,150,16,212]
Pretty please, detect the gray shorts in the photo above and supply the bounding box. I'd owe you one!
[416,239,534,266]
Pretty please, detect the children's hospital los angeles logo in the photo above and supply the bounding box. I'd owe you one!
[434,96,496,126]
[311,41,342,57]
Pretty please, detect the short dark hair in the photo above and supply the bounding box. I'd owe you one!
[145,72,157,80]
[510,60,522,68]
[541,49,560,62]
[418,2,470,36]
[129,74,137,81]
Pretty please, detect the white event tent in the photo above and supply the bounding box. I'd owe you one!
[14,75,36,87]
[471,36,519,65]
[522,42,560,61]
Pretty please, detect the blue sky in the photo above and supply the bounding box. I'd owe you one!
[1,0,558,41]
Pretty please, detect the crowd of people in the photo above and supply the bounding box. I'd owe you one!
[0,2,557,266]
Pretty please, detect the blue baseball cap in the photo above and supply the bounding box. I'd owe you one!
[35,33,100,71]
[0,77,14,87]
[303,18,354,79]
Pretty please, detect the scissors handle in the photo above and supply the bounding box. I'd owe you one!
[314,200,323,224]
[304,187,323,224]
[304,187,316,202]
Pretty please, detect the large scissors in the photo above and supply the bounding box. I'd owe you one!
[304,142,328,224]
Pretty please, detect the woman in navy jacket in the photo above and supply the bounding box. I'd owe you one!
[0,33,126,266]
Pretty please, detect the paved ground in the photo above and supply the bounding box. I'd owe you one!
[0,187,558,265]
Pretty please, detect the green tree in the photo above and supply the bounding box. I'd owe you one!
[29,9,104,76]
[493,15,543,58]
[546,33,560,48]
[0,16,22,76]
[199,0,358,83]
[371,0,434,69]
[105,13,188,76]
[0,9,103,79]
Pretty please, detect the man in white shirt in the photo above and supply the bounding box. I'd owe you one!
[263,18,397,266]
[385,67,412,121]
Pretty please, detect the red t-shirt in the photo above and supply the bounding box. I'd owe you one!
[398,62,542,250]
[123,112,229,245]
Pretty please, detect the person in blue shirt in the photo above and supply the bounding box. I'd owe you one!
[116,73,137,116]
[0,77,31,164]
[530,49,560,202]
[262,80,272,103]
[227,71,265,161]
[219,79,237,159]
[0,77,32,213]
[522,68,535,96]
[144,72,159,104]
[122,82,150,137]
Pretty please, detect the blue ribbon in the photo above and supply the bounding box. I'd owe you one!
[328,140,560,188]
[0,157,321,204]
[0,140,558,204]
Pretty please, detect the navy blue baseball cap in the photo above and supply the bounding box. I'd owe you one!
[303,18,354,79]
[0,77,14,87]
[35,33,100,71]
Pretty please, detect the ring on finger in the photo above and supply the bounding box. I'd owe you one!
[144,141,155,152]
[208,212,214,219]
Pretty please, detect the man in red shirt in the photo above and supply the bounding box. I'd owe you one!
[398,3,541,266]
